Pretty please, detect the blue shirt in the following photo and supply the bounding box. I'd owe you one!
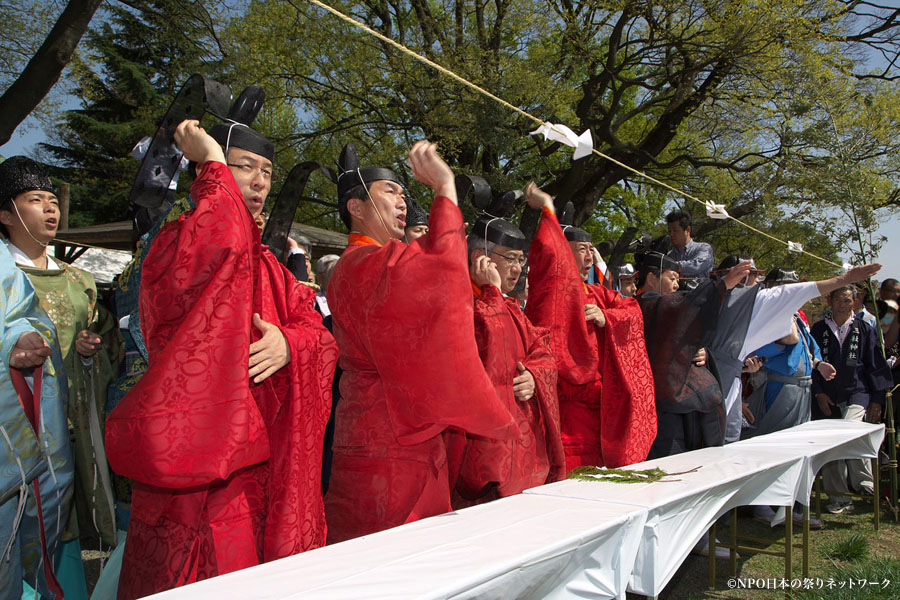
[667,239,714,278]
[754,315,822,409]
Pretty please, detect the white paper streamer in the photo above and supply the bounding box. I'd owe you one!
[704,200,729,219]
[529,122,594,160]
[787,241,803,253]
[592,247,608,281]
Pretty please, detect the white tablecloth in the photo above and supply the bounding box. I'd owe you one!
[525,445,806,595]
[143,421,884,600]
[730,420,885,504]
[146,493,647,600]
[525,420,884,596]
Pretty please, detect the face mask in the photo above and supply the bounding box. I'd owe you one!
[882,313,895,327]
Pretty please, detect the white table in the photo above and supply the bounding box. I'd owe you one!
[146,493,648,600]
[730,420,884,504]
[525,420,884,597]
[525,445,806,596]
[144,421,884,600]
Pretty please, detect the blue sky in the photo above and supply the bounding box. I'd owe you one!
[864,217,899,280]
[2,105,898,281]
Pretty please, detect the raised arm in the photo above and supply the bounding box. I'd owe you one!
[815,264,882,296]
[173,119,226,166]
[525,182,554,213]
[408,140,457,204]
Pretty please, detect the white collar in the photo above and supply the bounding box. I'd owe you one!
[4,240,61,270]
[826,312,854,330]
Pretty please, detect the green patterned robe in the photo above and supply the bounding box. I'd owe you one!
[19,262,122,547]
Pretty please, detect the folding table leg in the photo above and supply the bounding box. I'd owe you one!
[814,476,822,520]
[708,523,716,589]
[730,508,738,576]
[802,504,809,578]
[874,457,880,531]
[784,505,792,580]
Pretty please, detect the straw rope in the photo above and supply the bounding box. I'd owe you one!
[52,238,132,255]
[306,0,844,268]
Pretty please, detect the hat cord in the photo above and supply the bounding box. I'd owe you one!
[481,214,503,258]
[11,200,50,249]
[359,168,400,243]
[223,120,244,157]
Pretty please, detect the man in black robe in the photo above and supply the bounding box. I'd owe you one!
[635,251,751,457]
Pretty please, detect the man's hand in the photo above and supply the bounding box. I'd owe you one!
[816,361,837,381]
[408,141,456,203]
[817,393,835,417]
[75,329,101,358]
[816,263,882,297]
[173,119,226,165]
[9,331,51,369]
[249,313,290,383]
[722,260,753,289]
[470,255,501,289]
[742,401,755,425]
[839,264,882,286]
[524,182,554,211]
[584,304,606,327]
[742,355,763,374]
[692,347,707,367]
[867,403,883,424]
[512,362,535,401]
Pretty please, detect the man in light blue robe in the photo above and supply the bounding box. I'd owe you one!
[0,242,73,600]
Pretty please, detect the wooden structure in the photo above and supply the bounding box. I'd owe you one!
[52,220,349,263]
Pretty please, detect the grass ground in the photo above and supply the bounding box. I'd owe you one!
[649,493,900,600]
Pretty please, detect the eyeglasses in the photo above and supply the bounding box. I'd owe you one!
[490,251,527,267]
[227,163,273,181]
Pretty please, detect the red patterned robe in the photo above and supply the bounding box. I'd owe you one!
[324,197,518,543]
[106,162,338,599]
[449,284,565,506]
[525,208,656,470]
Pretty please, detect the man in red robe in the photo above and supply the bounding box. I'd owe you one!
[450,217,565,506]
[523,183,656,470]
[324,142,517,543]
[106,120,338,599]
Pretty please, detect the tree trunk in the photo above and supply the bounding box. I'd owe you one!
[0,0,104,146]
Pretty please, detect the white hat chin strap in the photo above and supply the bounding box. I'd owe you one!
[11,200,50,248]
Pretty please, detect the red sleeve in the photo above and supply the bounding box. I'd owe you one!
[451,287,518,499]
[106,161,269,488]
[513,301,566,483]
[471,285,520,393]
[455,292,564,498]
[524,209,598,384]
[588,284,657,467]
[257,253,338,558]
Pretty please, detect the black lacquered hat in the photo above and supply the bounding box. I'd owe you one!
[0,156,55,206]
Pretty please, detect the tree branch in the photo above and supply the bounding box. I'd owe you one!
[0,0,104,145]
